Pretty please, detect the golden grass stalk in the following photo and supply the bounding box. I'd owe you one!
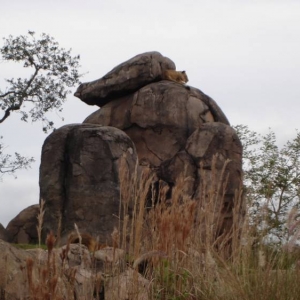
[36,199,45,248]
[18,153,300,300]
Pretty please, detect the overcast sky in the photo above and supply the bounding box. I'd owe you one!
[0,0,300,227]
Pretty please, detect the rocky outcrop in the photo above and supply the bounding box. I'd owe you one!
[0,240,95,299]
[40,124,137,243]
[5,204,39,244]
[0,239,147,300]
[74,51,175,107]
[1,51,244,299]
[38,51,244,248]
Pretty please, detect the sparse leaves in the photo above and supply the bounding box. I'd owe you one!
[0,137,34,180]
[0,31,81,127]
[234,125,300,245]
[0,31,82,178]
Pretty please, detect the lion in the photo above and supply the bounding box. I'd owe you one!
[162,70,189,84]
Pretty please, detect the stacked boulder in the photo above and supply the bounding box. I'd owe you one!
[37,51,243,244]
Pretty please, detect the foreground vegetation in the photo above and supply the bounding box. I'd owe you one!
[120,163,300,300]
[12,152,299,300]
[2,125,299,299]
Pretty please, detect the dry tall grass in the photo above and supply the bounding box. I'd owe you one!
[118,155,300,300]
[20,155,300,299]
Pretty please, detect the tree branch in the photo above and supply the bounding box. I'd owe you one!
[0,90,16,98]
[0,66,40,124]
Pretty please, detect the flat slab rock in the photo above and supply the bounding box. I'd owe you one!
[74,51,175,106]
[5,204,39,244]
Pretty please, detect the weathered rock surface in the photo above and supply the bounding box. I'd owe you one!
[5,204,39,244]
[185,123,243,237]
[84,82,230,167]
[83,80,243,244]
[106,268,150,300]
[0,239,152,300]
[40,124,137,243]
[74,51,175,107]
[0,239,134,300]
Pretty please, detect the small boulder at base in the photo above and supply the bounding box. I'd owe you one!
[6,204,39,244]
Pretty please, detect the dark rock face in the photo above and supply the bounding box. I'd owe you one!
[40,124,137,243]
[74,51,175,106]
[185,123,243,235]
[5,205,39,244]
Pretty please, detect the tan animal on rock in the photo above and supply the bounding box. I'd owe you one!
[162,70,189,84]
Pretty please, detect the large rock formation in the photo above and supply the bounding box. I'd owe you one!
[82,81,242,241]
[37,51,243,246]
[40,124,137,244]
